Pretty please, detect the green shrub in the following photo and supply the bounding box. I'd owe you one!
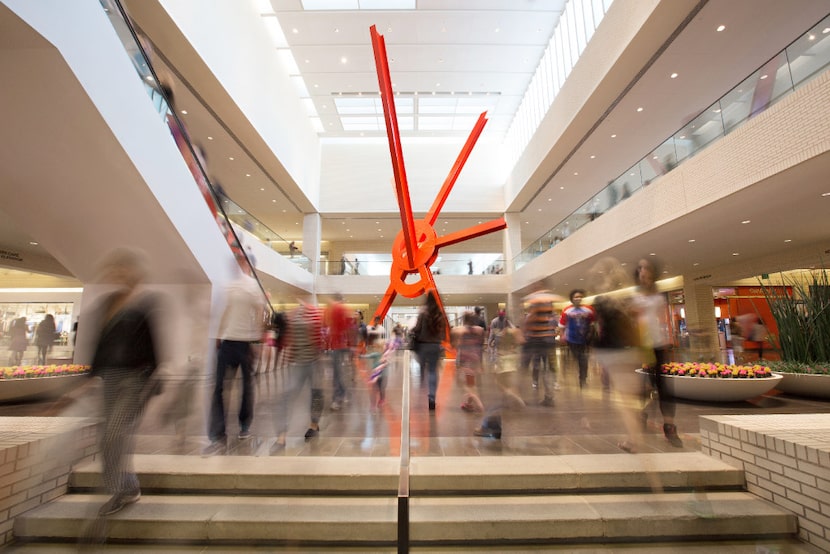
[766,360,830,375]
[761,268,830,364]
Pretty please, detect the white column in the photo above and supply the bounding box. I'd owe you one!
[303,212,322,285]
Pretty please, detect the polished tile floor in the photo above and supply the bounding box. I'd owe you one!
[4,348,830,459]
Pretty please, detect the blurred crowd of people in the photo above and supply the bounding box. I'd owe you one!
[73,244,696,517]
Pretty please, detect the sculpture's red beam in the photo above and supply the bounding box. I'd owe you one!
[370,25,417,263]
[367,25,507,328]
[426,112,488,226]
[436,218,507,249]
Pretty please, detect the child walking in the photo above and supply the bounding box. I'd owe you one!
[363,339,396,411]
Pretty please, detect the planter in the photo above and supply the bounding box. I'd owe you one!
[0,374,88,403]
[776,373,830,400]
[635,369,782,402]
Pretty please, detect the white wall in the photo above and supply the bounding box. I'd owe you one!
[319,138,506,213]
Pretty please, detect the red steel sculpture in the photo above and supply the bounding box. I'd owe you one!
[369,25,507,333]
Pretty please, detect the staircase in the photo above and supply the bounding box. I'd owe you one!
[8,451,816,551]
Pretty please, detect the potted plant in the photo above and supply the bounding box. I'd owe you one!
[766,360,830,399]
[0,364,91,403]
[636,362,782,402]
[761,267,830,399]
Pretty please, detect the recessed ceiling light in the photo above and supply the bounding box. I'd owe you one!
[229,157,234,161]
[679,135,686,139]
[611,134,617,138]
[207,136,213,140]
[259,187,264,191]
[741,220,751,224]
[590,155,595,159]
[245,174,251,177]
[821,192,830,197]
[732,252,740,256]
[340,56,348,64]
[688,239,695,243]
[272,199,276,203]
[784,239,792,243]
[670,73,678,79]
[494,27,500,33]
[305,59,310,64]
[292,28,298,34]
[693,262,699,266]
[636,107,643,112]
[548,198,552,201]
[823,27,830,34]
[716,25,726,32]
[180,110,188,115]
[760,74,768,80]
[29,241,38,246]
[538,208,542,212]
[808,34,816,41]
[649,253,656,256]
[334,28,339,33]
[559,186,564,190]
[573,172,578,176]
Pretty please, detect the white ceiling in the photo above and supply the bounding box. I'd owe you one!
[1,0,829,305]
[265,0,566,138]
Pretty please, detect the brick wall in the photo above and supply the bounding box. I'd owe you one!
[0,417,98,546]
[700,413,830,552]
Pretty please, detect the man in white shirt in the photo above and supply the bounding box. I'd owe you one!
[205,266,266,454]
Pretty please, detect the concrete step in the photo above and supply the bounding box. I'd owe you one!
[3,541,824,553]
[10,452,799,549]
[67,452,745,495]
[12,491,794,546]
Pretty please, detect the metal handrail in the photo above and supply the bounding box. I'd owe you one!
[397,349,411,552]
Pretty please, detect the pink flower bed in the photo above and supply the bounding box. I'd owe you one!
[0,364,91,380]
[659,362,773,379]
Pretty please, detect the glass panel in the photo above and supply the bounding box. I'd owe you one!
[787,15,830,87]
[573,0,587,56]
[674,102,724,156]
[592,0,606,25]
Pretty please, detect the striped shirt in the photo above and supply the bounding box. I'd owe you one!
[285,304,323,365]
[523,292,557,343]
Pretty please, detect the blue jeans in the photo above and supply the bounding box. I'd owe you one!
[331,348,350,403]
[418,342,443,401]
[209,340,255,441]
[276,360,323,435]
[525,340,555,398]
[569,342,590,385]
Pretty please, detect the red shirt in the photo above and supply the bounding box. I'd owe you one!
[326,302,351,350]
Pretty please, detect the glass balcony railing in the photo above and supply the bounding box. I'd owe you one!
[220,195,311,272]
[319,255,506,277]
[515,13,830,269]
